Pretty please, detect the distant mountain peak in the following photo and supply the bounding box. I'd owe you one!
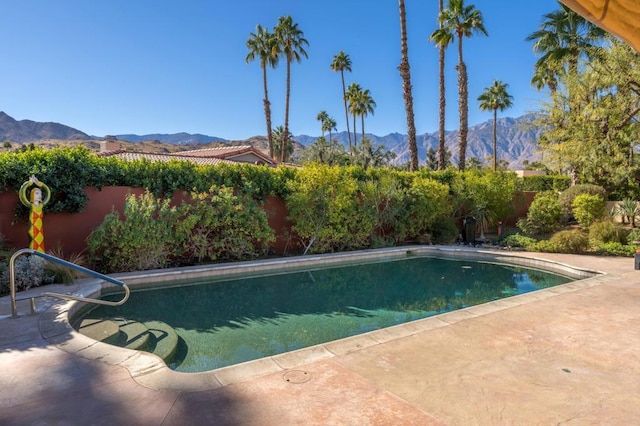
[0,111,545,168]
[0,112,92,143]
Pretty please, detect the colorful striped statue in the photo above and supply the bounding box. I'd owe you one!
[19,175,51,252]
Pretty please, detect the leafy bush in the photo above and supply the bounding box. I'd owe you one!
[572,194,605,228]
[177,186,275,262]
[588,221,627,245]
[593,242,637,256]
[429,216,459,245]
[449,170,518,224]
[628,228,640,244]
[88,188,276,273]
[547,230,589,254]
[399,176,452,242]
[359,173,405,246]
[530,239,560,253]
[0,147,293,218]
[559,184,607,220]
[286,164,377,253]
[518,175,571,192]
[87,192,184,273]
[0,255,48,293]
[501,234,538,250]
[517,191,562,237]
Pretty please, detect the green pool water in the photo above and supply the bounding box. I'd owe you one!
[85,255,571,372]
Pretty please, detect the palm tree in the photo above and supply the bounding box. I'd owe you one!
[477,80,513,171]
[323,116,337,145]
[398,0,419,172]
[346,82,362,151]
[354,89,376,141]
[274,16,309,162]
[526,5,605,92]
[330,51,353,149]
[272,125,294,161]
[316,110,329,138]
[303,136,329,164]
[246,25,279,159]
[429,0,452,170]
[438,0,488,171]
[530,63,559,93]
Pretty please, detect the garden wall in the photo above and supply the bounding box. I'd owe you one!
[0,187,533,256]
[0,187,297,256]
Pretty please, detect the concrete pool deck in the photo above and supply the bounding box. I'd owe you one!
[1,249,639,425]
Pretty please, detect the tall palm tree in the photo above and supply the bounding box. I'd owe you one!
[526,5,605,92]
[272,125,294,161]
[346,82,362,151]
[530,63,559,94]
[323,116,337,146]
[429,0,452,170]
[438,0,488,171]
[330,51,353,149]
[274,16,309,162]
[477,80,513,171]
[316,110,329,138]
[246,25,279,159]
[398,0,419,172]
[354,89,376,141]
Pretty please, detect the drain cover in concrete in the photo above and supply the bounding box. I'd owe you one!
[283,370,311,384]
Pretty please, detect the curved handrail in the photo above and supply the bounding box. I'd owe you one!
[9,248,130,318]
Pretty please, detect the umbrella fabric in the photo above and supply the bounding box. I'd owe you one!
[559,0,640,52]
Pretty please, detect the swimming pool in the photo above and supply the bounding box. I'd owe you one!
[78,250,573,373]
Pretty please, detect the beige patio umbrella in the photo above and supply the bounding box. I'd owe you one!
[559,0,640,51]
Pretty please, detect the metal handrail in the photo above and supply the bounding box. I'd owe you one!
[9,248,130,318]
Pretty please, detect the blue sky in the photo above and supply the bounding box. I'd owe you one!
[1,0,564,140]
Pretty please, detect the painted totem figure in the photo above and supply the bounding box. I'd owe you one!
[19,175,51,252]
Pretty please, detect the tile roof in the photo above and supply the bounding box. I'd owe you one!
[98,150,237,166]
[98,145,276,166]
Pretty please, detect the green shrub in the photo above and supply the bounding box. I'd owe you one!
[0,255,47,293]
[572,194,605,228]
[559,184,607,219]
[517,191,562,237]
[399,176,452,242]
[429,216,459,245]
[548,230,589,254]
[177,186,275,262]
[359,173,405,245]
[0,147,294,219]
[87,192,184,273]
[593,242,638,257]
[588,221,627,245]
[285,164,376,253]
[530,239,560,253]
[518,175,571,192]
[627,228,640,244]
[501,234,538,250]
[450,170,518,224]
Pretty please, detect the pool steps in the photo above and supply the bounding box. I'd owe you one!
[78,318,179,363]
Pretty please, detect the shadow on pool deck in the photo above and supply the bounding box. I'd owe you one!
[0,249,639,425]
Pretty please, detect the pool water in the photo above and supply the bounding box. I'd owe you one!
[85,256,571,372]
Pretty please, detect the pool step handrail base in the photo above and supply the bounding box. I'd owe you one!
[9,248,130,318]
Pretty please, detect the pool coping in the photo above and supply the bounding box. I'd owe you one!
[38,246,610,392]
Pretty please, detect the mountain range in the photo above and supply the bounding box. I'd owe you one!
[0,111,544,167]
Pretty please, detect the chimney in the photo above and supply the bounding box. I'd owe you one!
[100,136,120,153]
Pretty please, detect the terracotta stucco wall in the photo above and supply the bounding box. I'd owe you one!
[0,187,296,256]
[0,187,534,256]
